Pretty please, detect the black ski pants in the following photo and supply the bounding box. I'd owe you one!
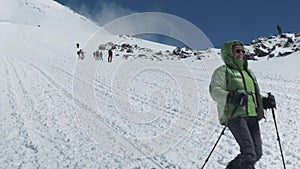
[228,116,262,164]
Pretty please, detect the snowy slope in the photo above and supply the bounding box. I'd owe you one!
[1,0,300,169]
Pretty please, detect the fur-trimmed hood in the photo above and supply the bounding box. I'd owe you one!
[221,40,248,70]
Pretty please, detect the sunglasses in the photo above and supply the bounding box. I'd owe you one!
[235,49,245,54]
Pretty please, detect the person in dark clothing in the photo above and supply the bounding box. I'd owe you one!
[108,49,113,62]
[277,25,282,35]
[78,49,84,60]
[209,40,276,169]
[76,43,84,60]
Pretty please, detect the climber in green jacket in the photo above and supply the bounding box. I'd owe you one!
[209,40,275,169]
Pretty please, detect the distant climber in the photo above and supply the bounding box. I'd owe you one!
[76,43,84,60]
[99,50,103,61]
[277,25,282,35]
[108,49,113,62]
[77,49,84,60]
[93,50,103,61]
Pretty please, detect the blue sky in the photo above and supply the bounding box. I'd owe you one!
[54,0,299,48]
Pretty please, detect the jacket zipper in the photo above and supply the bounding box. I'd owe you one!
[233,61,249,116]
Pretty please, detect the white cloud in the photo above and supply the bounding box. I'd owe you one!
[76,1,134,26]
[73,1,212,49]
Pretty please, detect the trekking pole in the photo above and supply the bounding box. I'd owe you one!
[271,107,286,169]
[201,103,241,169]
[201,125,227,169]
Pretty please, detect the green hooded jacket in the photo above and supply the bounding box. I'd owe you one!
[209,40,264,125]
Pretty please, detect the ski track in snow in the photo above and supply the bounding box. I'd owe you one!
[1,54,194,168]
[2,50,299,169]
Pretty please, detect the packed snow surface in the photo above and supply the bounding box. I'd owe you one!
[0,0,300,168]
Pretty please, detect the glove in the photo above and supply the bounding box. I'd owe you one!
[227,91,248,106]
[262,92,276,109]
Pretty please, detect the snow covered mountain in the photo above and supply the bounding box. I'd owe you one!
[1,0,300,169]
[245,33,300,59]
